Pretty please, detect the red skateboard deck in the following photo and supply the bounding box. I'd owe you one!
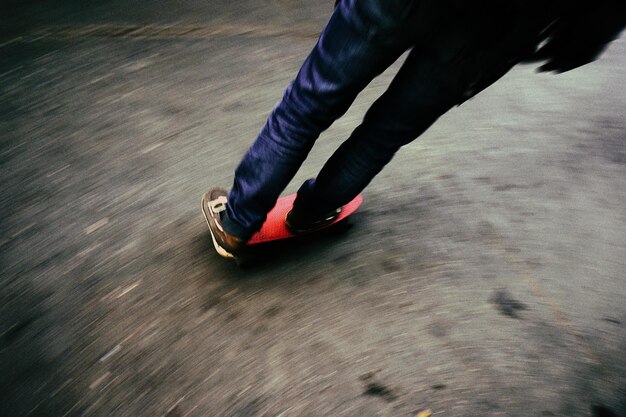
[247,193,363,245]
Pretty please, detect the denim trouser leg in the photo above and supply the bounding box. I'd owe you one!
[292,47,463,215]
[222,2,413,239]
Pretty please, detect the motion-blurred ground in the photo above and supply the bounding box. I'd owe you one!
[1,1,625,416]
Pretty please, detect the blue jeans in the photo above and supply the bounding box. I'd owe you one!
[221,0,547,239]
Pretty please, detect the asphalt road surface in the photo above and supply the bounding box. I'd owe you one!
[1,1,625,416]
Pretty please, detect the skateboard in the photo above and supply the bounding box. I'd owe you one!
[202,192,363,265]
[247,193,362,245]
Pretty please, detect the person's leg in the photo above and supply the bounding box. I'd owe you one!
[290,47,468,218]
[221,1,417,240]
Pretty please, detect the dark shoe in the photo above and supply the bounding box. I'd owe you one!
[285,205,342,234]
[201,187,246,258]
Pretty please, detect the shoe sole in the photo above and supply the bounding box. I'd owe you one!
[285,207,342,234]
[201,194,236,259]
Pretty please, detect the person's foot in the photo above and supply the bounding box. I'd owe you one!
[201,188,246,258]
[285,205,342,234]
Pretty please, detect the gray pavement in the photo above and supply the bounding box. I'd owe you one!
[1,1,625,416]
